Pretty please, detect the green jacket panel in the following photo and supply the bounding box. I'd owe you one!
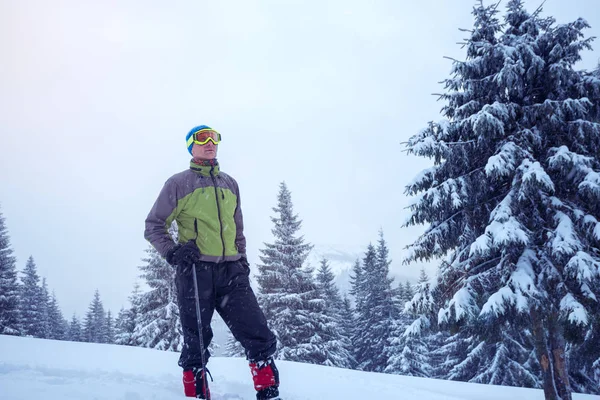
[145,162,246,263]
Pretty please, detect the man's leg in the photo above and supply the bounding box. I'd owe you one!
[176,263,215,398]
[215,261,279,399]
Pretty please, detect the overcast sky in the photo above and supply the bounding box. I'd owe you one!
[1,0,599,318]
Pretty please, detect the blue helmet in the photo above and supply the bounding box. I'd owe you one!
[186,125,214,155]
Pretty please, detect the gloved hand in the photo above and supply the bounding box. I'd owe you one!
[165,241,201,267]
[239,256,250,275]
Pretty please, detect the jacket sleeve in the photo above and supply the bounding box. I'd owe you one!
[233,180,247,257]
[144,178,180,258]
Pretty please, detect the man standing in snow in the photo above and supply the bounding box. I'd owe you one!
[144,125,280,400]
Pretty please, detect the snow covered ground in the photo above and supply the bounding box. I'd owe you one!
[0,335,597,400]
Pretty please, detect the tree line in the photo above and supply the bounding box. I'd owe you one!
[0,216,117,344]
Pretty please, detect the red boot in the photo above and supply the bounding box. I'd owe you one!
[182,368,211,399]
[249,358,280,400]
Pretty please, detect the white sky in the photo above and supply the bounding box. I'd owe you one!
[1,0,599,318]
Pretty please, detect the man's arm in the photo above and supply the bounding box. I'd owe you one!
[144,178,180,258]
[233,180,247,257]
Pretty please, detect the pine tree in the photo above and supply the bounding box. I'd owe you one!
[353,234,399,372]
[67,314,82,342]
[349,258,366,319]
[403,281,414,304]
[567,303,600,394]
[349,257,366,368]
[395,281,406,309]
[314,258,353,368]
[315,258,343,312]
[567,59,600,396]
[83,290,107,343]
[257,181,313,321]
[339,295,357,368]
[47,291,66,340]
[386,268,434,377]
[258,182,348,365]
[114,308,130,345]
[0,207,20,336]
[132,246,182,352]
[105,310,115,344]
[594,357,600,389]
[403,1,600,397]
[38,278,50,339]
[223,331,245,358]
[114,284,143,346]
[19,256,44,337]
[376,231,397,321]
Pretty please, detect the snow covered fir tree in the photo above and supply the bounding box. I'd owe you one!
[131,246,182,352]
[19,256,44,338]
[403,1,600,398]
[83,290,109,343]
[0,206,20,336]
[67,314,83,342]
[315,258,354,368]
[47,291,68,340]
[114,283,143,346]
[385,268,434,378]
[256,181,352,366]
[351,232,399,372]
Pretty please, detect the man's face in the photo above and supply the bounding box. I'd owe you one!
[192,140,218,160]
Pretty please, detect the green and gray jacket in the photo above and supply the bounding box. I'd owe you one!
[144,160,246,263]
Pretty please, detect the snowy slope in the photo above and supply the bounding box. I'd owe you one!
[1,335,597,400]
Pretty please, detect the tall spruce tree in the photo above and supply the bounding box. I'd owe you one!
[403,281,415,304]
[258,182,342,364]
[38,278,50,339]
[395,281,406,309]
[349,257,366,368]
[403,1,600,398]
[339,295,357,368]
[83,290,107,343]
[47,291,66,340]
[19,256,45,337]
[132,246,182,352]
[223,331,246,358]
[353,245,377,370]
[114,308,130,345]
[114,284,143,346]
[314,258,353,368]
[567,58,600,396]
[257,181,313,321]
[315,258,343,311]
[386,268,434,377]
[349,258,366,315]
[353,235,398,372]
[0,206,20,336]
[68,314,82,342]
[105,310,115,344]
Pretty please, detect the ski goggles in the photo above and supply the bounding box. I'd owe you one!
[188,128,221,146]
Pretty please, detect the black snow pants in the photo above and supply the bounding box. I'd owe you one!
[175,259,277,370]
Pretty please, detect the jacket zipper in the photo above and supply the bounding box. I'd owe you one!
[210,167,226,260]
